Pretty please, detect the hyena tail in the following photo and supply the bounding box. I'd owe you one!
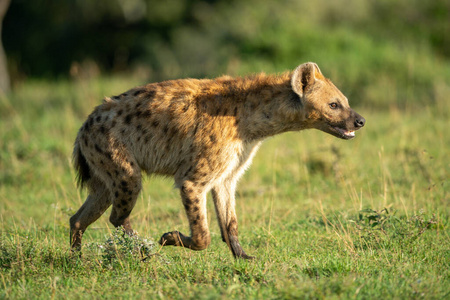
[73,138,91,189]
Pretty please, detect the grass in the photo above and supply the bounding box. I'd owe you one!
[0,75,449,299]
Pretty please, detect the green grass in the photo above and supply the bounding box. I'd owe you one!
[0,75,449,299]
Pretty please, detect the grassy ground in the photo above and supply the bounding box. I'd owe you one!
[0,75,448,299]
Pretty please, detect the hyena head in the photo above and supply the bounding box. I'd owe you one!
[291,62,365,139]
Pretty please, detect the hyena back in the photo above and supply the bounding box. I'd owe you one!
[70,62,365,259]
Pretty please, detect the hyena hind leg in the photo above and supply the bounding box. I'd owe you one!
[108,172,142,235]
[70,177,112,251]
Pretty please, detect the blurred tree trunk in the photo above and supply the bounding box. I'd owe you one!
[0,0,10,94]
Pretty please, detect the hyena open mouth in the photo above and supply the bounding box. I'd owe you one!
[333,126,356,139]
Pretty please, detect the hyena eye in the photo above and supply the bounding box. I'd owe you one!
[329,103,338,109]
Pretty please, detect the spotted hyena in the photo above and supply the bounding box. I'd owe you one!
[70,62,365,259]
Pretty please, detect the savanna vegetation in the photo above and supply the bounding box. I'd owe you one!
[1,0,449,298]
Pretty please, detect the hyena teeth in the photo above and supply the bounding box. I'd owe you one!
[334,127,355,137]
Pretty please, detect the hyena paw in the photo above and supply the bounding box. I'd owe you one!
[229,236,254,260]
[159,231,185,247]
[235,253,255,260]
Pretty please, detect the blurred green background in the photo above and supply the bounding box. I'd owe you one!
[3,0,450,109]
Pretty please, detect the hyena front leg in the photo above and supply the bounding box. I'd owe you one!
[211,180,253,259]
[159,180,211,251]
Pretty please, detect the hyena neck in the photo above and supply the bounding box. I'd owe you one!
[235,73,308,141]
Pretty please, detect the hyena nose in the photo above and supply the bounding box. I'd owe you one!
[355,116,366,128]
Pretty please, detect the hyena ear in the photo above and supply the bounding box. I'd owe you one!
[291,62,323,97]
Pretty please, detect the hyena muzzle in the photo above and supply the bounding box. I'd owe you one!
[70,62,365,259]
